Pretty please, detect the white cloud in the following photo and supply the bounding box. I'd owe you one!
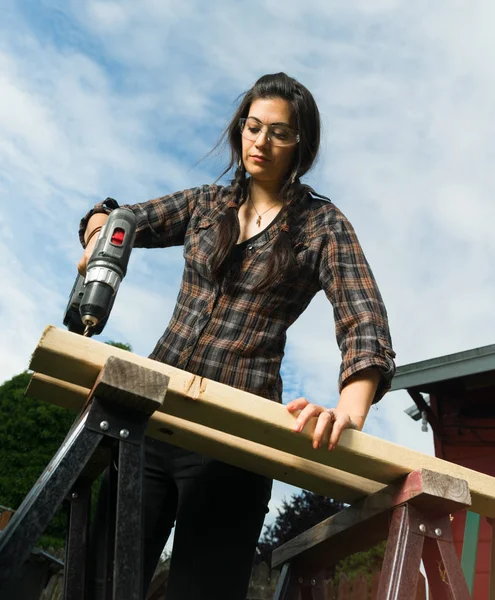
[0,1,493,535]
[0,239,65,379]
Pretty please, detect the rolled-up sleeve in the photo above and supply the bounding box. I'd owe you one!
[79,185,213,249]
[319,215,396,403]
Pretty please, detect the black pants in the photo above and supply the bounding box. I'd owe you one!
[89,438,272,600]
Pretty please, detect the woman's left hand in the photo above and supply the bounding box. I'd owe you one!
[286,397,359,451]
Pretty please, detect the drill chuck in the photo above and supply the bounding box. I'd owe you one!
[80,280,115,327]
[80,268,121,327]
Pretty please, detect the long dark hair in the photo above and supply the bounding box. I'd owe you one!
[210,72,321,290]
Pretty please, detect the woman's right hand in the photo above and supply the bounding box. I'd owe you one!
[77,238,98,276]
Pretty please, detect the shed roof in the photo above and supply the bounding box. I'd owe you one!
[390,343,495,393]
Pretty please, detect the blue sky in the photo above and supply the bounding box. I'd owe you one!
[2,0,495,530]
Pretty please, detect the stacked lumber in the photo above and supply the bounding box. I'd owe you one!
[28,326,495,517]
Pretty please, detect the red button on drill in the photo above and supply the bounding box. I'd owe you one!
[111,228,125,246]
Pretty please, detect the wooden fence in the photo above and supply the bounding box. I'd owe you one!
[322,571,426,600]
[8,557,427,600]
[145,562,428,600]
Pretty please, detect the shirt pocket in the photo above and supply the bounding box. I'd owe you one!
[293,240,309,259]
[286,238,320,291]
[183,216,217,280]
[259,238,314,295]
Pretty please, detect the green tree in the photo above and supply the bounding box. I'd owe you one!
[333,540,386,581]
[256,490,346,566]
[0,372,77,545]
[105,341,132,352]
[0,340,133,548]
[256,489,385,578]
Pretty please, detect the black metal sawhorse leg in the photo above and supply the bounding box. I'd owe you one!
[0,356,169,600]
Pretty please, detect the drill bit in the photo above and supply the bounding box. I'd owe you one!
[83,324,91,337]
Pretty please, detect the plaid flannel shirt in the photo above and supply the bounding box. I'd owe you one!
[80,184,395,403]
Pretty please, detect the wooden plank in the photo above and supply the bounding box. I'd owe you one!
[28,373,383,503]
[377,505,425,600]
[350,574,367,600]
[30,326,495,517]
[416,573,426,600]
[337,575,350,600]
[90,356,169,415]
[424,535,472,599]
[271,469,470,570]
[324,578,335,600]
[371,571,381,600]
[0,511,13,531]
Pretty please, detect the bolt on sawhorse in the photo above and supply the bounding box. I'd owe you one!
[0,356,169,600]
[2,326,495,599]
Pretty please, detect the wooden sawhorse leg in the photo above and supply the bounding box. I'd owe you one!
[272,469,473,600]
[378,504,471,599]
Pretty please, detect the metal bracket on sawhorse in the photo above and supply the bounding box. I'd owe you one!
[272,469,474,600]
[379,502,471,599]
[0,356,169,600]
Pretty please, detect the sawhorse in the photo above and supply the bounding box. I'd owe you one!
[0,356,168,600]
[272,469,474,599]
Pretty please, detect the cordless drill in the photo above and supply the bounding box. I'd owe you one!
[63,205,137,337]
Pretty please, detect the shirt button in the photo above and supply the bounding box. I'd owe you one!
[247,244,254,253]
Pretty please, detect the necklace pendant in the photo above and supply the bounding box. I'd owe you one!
[256,215,262,227]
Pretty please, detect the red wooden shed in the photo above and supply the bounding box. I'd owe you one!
[391,344,495,599]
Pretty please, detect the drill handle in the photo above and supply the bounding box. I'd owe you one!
[63,274,87,335]
[87,208,137,277]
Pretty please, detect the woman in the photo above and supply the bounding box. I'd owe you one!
[79,73,395,600]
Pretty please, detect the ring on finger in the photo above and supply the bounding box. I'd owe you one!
[323,408,336,421]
